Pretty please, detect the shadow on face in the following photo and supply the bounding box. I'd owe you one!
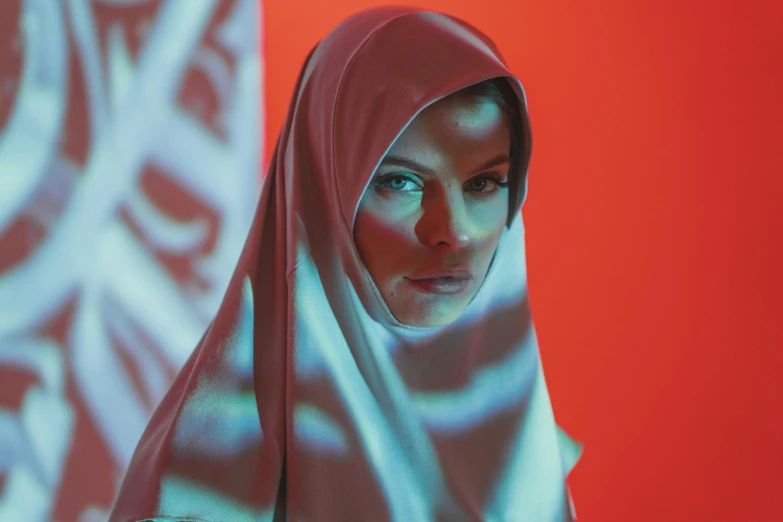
[354,87,512,327]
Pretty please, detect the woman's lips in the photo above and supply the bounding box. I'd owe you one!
[405,277,471,295]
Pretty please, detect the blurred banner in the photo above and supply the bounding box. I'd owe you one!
[0,0,262,520]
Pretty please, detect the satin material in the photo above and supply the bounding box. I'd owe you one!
[109,6,581,522]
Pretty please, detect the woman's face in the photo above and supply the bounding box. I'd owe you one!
[354,93,511,327]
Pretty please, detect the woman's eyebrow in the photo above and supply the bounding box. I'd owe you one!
[470,153,511,174]
[380,153,510,176]
[380,156,437,176]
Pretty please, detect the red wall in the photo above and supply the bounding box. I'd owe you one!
[263,1,783,521]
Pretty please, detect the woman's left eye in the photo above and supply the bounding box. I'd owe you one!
[467,176,508,193]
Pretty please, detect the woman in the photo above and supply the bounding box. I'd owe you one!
[109,5,581,522]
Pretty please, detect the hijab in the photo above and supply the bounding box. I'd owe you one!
[109,6,581,522]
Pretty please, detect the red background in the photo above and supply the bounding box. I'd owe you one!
[262,1,783,520]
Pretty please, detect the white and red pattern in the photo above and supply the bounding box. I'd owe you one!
[0,1,262,520]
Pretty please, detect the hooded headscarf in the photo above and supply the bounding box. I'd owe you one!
[109,6,581,522]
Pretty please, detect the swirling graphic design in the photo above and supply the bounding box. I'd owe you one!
[0,0,262,520]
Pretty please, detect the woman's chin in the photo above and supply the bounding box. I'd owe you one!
[391,296,466,328]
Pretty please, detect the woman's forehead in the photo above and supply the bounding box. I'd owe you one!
[386,97,511,159]
[410,96,507,140]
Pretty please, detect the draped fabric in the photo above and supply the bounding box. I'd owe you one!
[0,1,261,520]
[109,6,581,522]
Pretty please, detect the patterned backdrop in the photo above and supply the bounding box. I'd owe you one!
[0,0,262,520]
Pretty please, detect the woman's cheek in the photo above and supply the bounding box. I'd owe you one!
[355,205,419,282]
[370,212,414,257]
[468,197,508,228]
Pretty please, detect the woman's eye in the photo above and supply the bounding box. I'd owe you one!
[388,176,411,190]
[468,175,508,193]
[376,174,420,192]
[469,178,490,191]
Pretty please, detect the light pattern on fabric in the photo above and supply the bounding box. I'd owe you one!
[0,0,262,520]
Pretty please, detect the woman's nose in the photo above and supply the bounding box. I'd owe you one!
[418,188,471,249]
